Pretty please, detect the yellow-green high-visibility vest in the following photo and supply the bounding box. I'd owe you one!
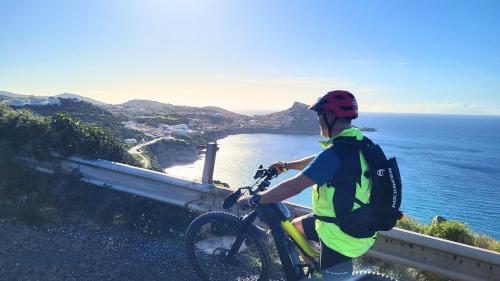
[312,127,377,257]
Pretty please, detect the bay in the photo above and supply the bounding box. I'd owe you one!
[165,113,500,239]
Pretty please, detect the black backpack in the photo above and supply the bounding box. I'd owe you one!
[315,136,403,238]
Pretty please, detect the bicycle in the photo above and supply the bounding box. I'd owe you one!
[185,165,396,281]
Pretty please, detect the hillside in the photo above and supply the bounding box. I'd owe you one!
[0,90,26,98]
[54,93,106,106]
[1,91,375,142]
[11,98,147,141]
[118,99,170,110]
[0,104,138,165]
[114,99,244,119]
[253,101,318,133]
[0,91,105,106]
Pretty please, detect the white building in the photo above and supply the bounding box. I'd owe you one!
[160,124,190,136]
[6,97,61,107]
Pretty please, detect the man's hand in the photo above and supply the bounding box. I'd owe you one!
[237,194,252,207]
[237,194,260,208]
[269,160,287,175]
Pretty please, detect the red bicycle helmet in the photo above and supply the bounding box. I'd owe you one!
[309,90,358,119]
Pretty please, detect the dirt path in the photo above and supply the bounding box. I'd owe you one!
[0,218,199,281]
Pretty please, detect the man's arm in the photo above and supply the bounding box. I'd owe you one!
[257,148,340,205]
[286,155,316,171]
[258,173,315,205]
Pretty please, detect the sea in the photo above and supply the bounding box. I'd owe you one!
[165,113,500,239]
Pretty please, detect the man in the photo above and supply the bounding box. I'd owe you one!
[238,90,376,277]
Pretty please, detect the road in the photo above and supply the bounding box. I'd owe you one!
[128,137,167,168]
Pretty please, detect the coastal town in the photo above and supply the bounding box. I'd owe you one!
[1,94,375,148]
[119,105,304,140]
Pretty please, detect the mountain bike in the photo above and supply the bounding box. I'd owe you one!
[185,165,396,281]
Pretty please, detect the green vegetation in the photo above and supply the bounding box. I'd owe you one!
[0,157,195,236]
[357,216,499,281]
[138,145,164,172]
[135,115,186,126]
[23,98,149,141]
[396,216,499,252]
[0,104,192,236]
[0,104,139,165]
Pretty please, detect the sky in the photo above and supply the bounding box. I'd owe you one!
[1,0,500,114]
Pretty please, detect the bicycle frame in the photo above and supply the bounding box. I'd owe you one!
[280,220,319,259]
[222,166,321,280]
[226,203,320,281]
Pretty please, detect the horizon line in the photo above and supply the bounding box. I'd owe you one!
[2,90,499,117]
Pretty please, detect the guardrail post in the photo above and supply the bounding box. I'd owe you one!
[202,142,217,184]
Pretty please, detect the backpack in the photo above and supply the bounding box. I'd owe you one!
[315,136,403,238]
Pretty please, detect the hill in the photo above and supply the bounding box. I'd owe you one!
[0,104,138,165]
[0,91,106,106]
[0,90,26,98]
[2,91,375,139]
[54,93,106,106]
[116,99,244,118]
[250,102,318,133]
[119,99,170,110]
[13,98,147,141]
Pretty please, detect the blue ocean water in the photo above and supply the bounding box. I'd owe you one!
[168,113,500,239]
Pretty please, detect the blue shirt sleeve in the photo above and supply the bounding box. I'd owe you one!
[300,148,340,186]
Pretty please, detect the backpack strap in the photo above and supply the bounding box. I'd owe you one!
[327,137,363,219]
[314,215,339,224]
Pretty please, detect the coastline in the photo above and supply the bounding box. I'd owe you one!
[149,125,377,172]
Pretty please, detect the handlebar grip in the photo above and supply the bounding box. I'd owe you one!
[222,189,241,210]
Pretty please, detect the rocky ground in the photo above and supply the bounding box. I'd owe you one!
[0,217,198,281]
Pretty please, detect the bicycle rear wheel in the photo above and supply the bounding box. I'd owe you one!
[185,211,272,281]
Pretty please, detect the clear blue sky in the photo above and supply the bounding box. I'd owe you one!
[1,0,499,114]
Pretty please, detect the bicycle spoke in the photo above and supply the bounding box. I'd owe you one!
[186,213,270,281]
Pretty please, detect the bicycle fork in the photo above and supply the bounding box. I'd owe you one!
[224,211,258,262]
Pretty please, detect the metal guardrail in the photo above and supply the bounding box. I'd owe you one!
[21,150,500,281]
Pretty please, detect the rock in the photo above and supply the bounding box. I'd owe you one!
[433,215,447,224]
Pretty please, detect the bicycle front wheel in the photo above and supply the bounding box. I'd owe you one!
[185,211,272,281]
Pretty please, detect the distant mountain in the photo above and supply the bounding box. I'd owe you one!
[259,101,375,132]
[0,91,106,106]
[273,101,312,115]
[0,91,29,98]
[200,106,246,118]
[25,97,111,119]
[117,99,245,118]
[255,101,317,133]
[119,99,170,110]
[55,93,106,106]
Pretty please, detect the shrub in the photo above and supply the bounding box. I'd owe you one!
[396,216,499,253]
[424,220,474,245]
[0,105,139,165]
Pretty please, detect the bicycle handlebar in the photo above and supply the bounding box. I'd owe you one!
[222,165,278,210]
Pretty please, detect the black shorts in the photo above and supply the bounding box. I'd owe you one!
[301,213,353,275]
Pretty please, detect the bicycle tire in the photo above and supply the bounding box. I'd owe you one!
[350,270,397,281]
[185,211,272,281]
